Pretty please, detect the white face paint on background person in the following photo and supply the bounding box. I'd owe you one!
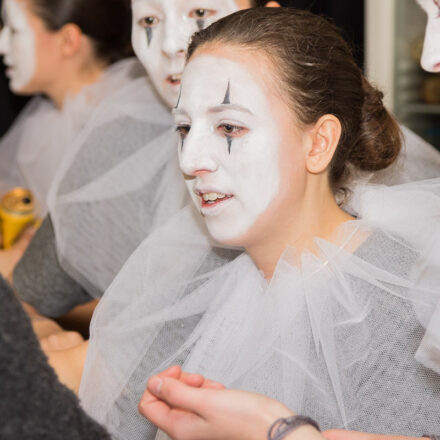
[0,0,36,92]
[417,0,440,72]
[175,53,308,246]
[131,0,244,108]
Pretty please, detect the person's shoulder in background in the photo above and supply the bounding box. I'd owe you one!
[0,275,110,440]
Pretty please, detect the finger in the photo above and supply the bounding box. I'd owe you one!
[148,375,209,413]
[139,367,182,407]
[138,391,173,425]
[202,378,226,390]
[180,372,205,388]
[40,331,84,352]
[15,226,36,248]
[158,365,182,380]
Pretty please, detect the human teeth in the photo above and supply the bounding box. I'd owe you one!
[170,73,182,82]
[202,192,226,202]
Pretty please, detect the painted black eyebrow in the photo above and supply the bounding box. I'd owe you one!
[222,80,231,105]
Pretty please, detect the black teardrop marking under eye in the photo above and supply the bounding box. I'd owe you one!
[146,27,153,46]
[175,87,182,110]
[226,135,232,154]
[222,80,231,105]
[196,19,205,31]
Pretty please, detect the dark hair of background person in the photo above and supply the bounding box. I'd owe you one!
[30,0,132,64]
[0,0,132,136]
[187,7,401,193]
[253,0,365,69]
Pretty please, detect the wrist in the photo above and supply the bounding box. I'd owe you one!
[285,425,323,440]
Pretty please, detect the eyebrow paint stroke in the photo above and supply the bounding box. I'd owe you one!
[146,27,153,46]
[222,80,231,105]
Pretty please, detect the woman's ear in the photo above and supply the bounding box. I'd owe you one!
[265,1,281,7]
[305,114,342,174]
[58,23,83,57]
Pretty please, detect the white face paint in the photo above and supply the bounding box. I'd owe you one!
[417,0,440,72]
[174,55,282,244]
[0,0,36,92]
[131,0,239,108]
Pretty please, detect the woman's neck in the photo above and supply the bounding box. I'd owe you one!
[246,184,354,279]
[46,60,107,109]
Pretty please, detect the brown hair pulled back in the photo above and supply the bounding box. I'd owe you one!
[187,8,401,192]
[29,0,132,64]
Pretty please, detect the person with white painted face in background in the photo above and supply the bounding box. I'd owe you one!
[0,0,134,278]
[77,7,440,440]
[11,0,279,346]
[0,0,132,214]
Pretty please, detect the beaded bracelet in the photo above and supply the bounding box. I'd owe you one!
[267,415,321,440]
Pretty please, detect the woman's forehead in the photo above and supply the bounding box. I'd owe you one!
[180,54,272,109]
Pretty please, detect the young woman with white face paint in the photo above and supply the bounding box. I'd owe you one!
[79,8,440,440]
[0,0,133,212]
[11,1,278,334]
[26,0,436,333]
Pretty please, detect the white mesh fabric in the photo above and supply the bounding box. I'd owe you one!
[0,58,142,215]
[370,125,440,185]
[47,73,188,296]
[80,179,440,440]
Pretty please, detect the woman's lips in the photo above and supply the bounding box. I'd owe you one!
[166,73,182,86]
[196,190,234,209]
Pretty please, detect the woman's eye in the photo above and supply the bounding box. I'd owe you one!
[218,124,247,137]
[176,125,191,139]
[189,8,216,19]
[139,16,159,28]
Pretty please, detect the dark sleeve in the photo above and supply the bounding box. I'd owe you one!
[13,215,94,317]
[0,276,111,440]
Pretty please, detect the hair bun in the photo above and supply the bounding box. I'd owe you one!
[349,77,402,172]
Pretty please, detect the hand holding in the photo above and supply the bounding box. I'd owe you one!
[139,367,309,440]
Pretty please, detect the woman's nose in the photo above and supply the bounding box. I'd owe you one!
[179,136,219,177]
[161,22,187,59]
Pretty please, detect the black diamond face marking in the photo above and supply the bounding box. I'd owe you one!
[226,135,232,154]
[146,27,153,46]
[180,136,185,151]
[222,80,231,105]
[196,19,205,31]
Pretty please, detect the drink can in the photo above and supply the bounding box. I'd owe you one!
[0,188,35,249]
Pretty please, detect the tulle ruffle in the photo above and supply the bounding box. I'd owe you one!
[80,179,440,439]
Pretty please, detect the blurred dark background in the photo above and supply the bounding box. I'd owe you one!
[0,0,365,137]
[282,0,365,69]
